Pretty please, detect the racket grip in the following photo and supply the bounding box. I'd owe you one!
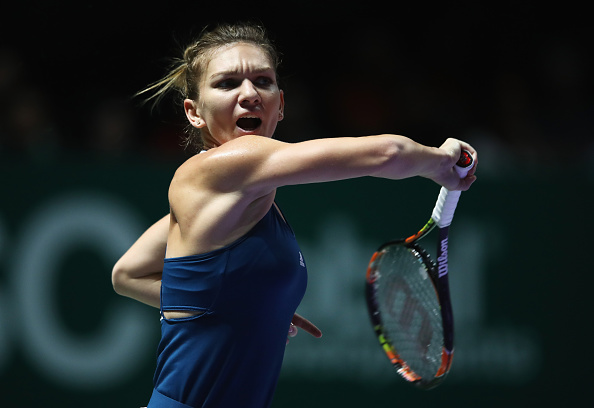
[432,188,461,228]
[455,166,471,178]
[432,150,473,227]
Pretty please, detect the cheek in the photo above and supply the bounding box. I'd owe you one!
[265,92,282,112]
[201,97,234,124]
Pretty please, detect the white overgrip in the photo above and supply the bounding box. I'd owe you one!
[431,188,461,228]
[431,152,473,228]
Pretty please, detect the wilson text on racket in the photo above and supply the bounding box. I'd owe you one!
[437,237,449,278]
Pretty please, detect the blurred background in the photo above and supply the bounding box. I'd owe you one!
[1,1,592,407]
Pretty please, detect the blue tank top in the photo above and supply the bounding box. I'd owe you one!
[148,204,307,408]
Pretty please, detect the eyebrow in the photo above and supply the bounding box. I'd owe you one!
[209,67,275,80]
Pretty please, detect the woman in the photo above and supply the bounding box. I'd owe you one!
[112,23,477,408]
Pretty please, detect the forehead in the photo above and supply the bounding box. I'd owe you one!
[204,43,274,78]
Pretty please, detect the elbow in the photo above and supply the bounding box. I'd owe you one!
[371,134,426,179]
[111,262,129,296]
[383,135,403,161]
[371,135,404,175]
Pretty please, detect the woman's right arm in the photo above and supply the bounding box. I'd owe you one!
[112,214,169,308]
[195,134,477,198]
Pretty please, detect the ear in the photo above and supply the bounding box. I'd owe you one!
[184,99,206,128]
[278,90,285,121]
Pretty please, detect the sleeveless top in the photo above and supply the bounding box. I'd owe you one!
[147,204,308,408]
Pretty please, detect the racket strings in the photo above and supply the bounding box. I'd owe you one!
[375,245,444,380]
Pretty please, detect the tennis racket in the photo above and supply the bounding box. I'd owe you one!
[365,150,474,389]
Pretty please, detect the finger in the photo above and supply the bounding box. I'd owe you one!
[457,174,477,191]
[286,323,298,345]
[469,152,478,177]
[291,313,322,338]
[288,323,298,337]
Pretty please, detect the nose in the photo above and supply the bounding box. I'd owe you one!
[239,79,261,106]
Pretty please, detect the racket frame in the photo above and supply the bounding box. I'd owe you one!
[365,218,453,389]
[365,150,473,389]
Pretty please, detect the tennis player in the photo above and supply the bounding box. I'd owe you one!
[112,22,477,408]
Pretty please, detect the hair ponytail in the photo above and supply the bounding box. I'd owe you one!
[135,55,204,151]
[134,58,189,109]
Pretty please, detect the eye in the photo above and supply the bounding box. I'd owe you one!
[215,79,240,89]
[254,76,274,87]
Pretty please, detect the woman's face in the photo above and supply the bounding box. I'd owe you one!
[185,43,284,147]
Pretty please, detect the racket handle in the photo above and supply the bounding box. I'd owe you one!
[432,150,474,228]
[432,188,461,227]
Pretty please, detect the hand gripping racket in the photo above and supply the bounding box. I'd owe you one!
[365,150,474,389]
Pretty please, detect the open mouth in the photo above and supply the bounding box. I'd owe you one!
[236,117,262,131]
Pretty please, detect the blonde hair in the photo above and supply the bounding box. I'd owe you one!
[136,23,281,152]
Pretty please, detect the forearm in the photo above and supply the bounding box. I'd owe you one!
[112,269,161,308]
[366,135,448,180]
[288,133,465,190]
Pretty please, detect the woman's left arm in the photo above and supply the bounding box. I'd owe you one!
[111,214,323,340]
[112,214,169,308]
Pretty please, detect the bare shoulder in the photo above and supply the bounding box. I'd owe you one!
[172,136,285,193]
[166,140,278,256]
